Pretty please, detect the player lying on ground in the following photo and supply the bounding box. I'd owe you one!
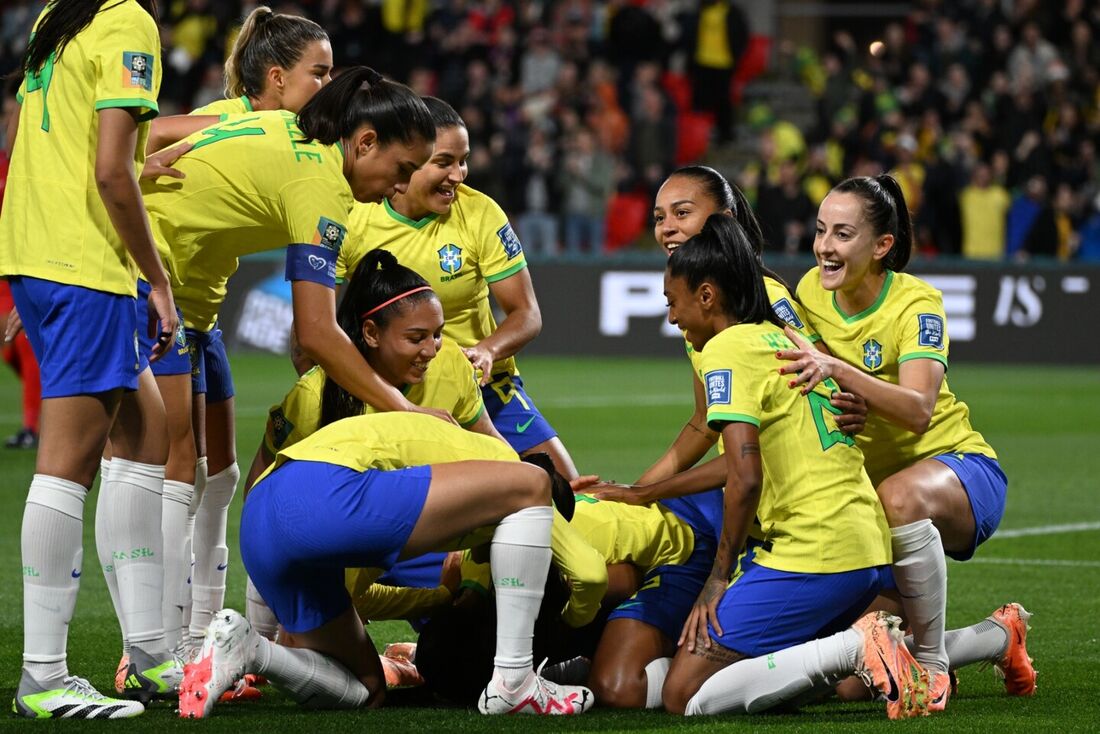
[178,413,594,717]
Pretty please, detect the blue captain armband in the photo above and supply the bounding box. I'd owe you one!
[285,244,337,287]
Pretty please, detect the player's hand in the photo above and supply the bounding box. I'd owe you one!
[4,307,23,343]
[440,551,463,595]
[141,141,193,181]
[831,391,868,435]
[462,344,495,386]
[679,576,726,652]
[586,481,652,505]
[410,404,459,426]
[569,475,601,492]
[776,326,839,394]
[146,282,179,363]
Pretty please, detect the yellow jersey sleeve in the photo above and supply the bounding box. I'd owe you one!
[280,176,351,289]
[765,276,819,341]
[191,96,252,117]
[550,510,608,628]
[91,8,161,120]
[700,339,768,429]
[895,289,949,368]
[346,569,451,621]
[471,193,528,284]
[436,341,485,427]
[264,367,325,454]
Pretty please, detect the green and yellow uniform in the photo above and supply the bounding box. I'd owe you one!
[797,267,995,486]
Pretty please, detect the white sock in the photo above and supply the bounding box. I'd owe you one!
[99,458,168,657]
[891,520,949,674]
[191,456,208,515]
[96,459,129,655]
[685,628,860,715]
[906,618,1008,670]
[490,505,553,690]
[161,480,194,651]
[246,575,279,640]
[22,475,87,683]
[645,657,671,709]
[251,635,371,708]
[190,463,238,640]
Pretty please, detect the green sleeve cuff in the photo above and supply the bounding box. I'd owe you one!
[707,412,761,429]
[485,260,527,283]
[95,98,160,121]
[460,402,486,428]
[898,352,948,368]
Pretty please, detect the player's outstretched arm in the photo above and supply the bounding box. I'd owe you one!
[637,370,719,485]
[145,113,218,154]
[464,269,541,385]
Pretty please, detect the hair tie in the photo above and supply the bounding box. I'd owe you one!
[361,286,433,320]
[363,68,384,87]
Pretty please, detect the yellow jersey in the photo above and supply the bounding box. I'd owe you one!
[701,321,891,574]
[141,110,354,332]
[0,0,161,295]
[265,338,485,455]
[796,268,996,485]
[337,185,527,375]
[191,95,252,117]
[570,494,696,572]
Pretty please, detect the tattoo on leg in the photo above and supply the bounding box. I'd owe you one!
[690,637,745,666]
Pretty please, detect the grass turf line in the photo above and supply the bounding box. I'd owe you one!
[0,354,1097,730]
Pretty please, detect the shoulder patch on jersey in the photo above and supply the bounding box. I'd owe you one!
[917,313,944,349]
[438,243,463,275]
[771,298,804,329]
[704,369,732,406]
[497,223,523,260]
[122,52,154,90]
[862,339,883,370]
[269,407,294,449]
[313,217,346,251]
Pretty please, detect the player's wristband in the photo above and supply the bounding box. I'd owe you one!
[285,244,337,287]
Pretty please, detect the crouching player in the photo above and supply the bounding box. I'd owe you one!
[655,215,928,719]
[178,412,594,717]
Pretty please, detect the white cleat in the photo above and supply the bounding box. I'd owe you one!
[177,609,255,719]
[13,671,145,719]
[478,663,594,715]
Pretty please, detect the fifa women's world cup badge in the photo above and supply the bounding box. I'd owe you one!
[122,52,154,90]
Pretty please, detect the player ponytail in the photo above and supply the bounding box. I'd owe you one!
[20,0,159,77]
[296,66,435,148]
[665,165,787,288]
[319,250,437,427]
[224,6,328,99]
[669,214,784,329]
[832,174,913,272]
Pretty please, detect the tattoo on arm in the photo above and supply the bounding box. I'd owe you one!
[740,442,760,458]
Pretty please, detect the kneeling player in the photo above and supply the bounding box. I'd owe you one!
[178,413,593,717]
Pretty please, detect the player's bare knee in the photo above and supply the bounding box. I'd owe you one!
[877,481,928,526]
[510,463,552,509]
[588,668,645,709]
[661,677,694,715]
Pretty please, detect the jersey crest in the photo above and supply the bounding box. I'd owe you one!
[497,223,523,260]
[438,243,463,275]
[862,339,883,370]
[917,313,945,349]
[122,52,154,90]
[269,407,295,449]
[704,369,732,406]
[771,298,804,329]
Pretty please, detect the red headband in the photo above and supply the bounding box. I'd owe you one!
[360,286,434,320]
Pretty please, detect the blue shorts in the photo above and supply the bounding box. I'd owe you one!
[933,452,1007,561]
[711,555,891,658]
[135,280,190,376]
[9,275,140,398]
[240,460,432,633]
[186,325,235,402]
[607,489,726,640]
[481,373,557,453]
[377,552,447,589]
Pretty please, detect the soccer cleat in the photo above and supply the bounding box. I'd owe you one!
[928,671,951,712]
[989,603,1037,696]
[113,654,129,695]
[540,656,592,686]
[383,642,417,663]
[853,611,931,719]
[12,670,144,719]
[381,655,425,688]
[121,645,184,703]
[478,662,594,715]
[218,677,263,703]
[178,609,256,719]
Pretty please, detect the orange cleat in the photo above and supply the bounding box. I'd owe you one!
[218,677,263,703]
[853,611,931,719]
[381,655,425,688]
[383,642,417,664]
[928,671,951,712]
[990,603,1037,696]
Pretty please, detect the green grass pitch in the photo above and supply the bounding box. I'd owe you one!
[1,354,1098,731]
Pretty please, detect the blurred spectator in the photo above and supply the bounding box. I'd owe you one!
[560,128,615,256]
[1006,176,1057,260]
[1008,21,1061,89]
[685,0,748,145]
[627,84,676,199]
[757,157,814,255]
[516,126,560,256]
[959,162,1010,260]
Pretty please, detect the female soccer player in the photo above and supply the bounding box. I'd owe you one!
[336,98,580,478]
[178,413,594,718]
[0,0,180,718]
[653,215,926,719]
[775,175,1010,709]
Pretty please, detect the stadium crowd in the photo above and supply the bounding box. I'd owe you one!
[2,0,1099,260]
